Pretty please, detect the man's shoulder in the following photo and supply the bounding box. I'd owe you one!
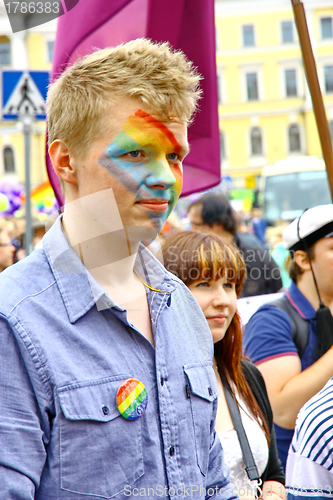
[244,301,297,363]
[235,232,263,250]
[0,248,54,316]
[246,302,292,331]
[159,266,214,358]
[244,302,293,346]
[292,378,333,455]
[236,232,279,265]
[141,244,197,298]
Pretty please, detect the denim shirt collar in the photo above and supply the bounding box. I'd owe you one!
[43,216,177,324]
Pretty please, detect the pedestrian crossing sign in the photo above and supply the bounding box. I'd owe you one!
[1,70,50,120]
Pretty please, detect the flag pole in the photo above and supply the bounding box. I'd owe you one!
[22,115,33,256]
[291,0,333,201]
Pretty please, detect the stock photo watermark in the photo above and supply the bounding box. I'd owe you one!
[123,484,284,497]
[3,0,80,32]
[165,244,283,282]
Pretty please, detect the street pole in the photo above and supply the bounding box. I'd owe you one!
[291,0,333,202]
[22,114,33,255]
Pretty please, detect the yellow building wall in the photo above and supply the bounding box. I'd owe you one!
[313,9,333,40]
[218,9,297,51]
[304,112,321,157]
[260,115,291,164]
[27,33,50,69]
[0,131,48,185]
[223,65,240,105]
[215,2,333,187]
[5,134,25,181]
[221,117,251,168]
[31,132,48,185]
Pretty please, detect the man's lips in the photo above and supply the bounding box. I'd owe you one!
[136,199,170,212]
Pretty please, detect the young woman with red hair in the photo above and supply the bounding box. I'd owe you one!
[162,231,285,500]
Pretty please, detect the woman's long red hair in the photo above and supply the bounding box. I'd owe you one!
[162,231,270,442]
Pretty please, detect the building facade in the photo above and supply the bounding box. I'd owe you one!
[215,0,333,191]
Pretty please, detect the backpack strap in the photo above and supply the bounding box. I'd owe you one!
[269,295,309,358]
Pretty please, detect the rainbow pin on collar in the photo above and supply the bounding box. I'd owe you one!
[116,378,148,420]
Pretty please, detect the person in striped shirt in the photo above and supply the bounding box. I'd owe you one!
[286,378,333,499]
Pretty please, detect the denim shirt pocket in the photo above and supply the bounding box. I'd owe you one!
[57,375,144,498]
[183,364,218,477]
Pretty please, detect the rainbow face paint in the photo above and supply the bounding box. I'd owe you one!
[116,378,148,420]
[98,110,184,232]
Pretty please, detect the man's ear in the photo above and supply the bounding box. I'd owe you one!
[294,250,311,271]
[49,140,77,186]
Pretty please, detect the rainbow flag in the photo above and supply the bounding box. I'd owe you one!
[21,180,57,213]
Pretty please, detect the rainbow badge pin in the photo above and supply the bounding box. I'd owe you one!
[116,378,148,420]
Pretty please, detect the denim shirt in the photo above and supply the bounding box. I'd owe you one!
[0,217,235,500]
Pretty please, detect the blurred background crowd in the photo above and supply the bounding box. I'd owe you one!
[0,185,291,296]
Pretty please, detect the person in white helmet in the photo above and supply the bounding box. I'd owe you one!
[244,204,333,471]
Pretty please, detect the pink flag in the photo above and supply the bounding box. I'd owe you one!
[47,0,220,205]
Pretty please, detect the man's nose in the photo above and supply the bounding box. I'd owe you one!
[145,158,177,190]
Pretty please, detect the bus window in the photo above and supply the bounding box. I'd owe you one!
[264,170,331,224]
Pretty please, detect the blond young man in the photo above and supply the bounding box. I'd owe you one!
[0,40,235,500]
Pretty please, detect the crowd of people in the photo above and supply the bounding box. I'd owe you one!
[0,38,332,500]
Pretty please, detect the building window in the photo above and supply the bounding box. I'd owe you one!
[321,17,333,39]
[242,24,255,47]
[250,127,263,156]
[0,36,11,65]
[288,125,301,152]
[220,131,226,160]
[47,40,54,63]
[3,146,15,173]
[281,21,294,43]
[246,72,259,101]
[324,65,333,93]
[285,69,297,97]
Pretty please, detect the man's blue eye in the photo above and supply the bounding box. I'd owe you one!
[167,153,179,161]
[128,151,140,158]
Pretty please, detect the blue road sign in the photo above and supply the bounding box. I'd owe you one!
[1,70,50,120]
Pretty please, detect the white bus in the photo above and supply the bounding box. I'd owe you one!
[259,156,332,225]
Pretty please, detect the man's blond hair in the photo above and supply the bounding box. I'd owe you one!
[47,38,202,159]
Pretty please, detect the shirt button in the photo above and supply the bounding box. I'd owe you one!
[208,387,213,396]
[107,302,112,308]
[102,405,110,415]
[169,446,175,456]
[160,377,164,386]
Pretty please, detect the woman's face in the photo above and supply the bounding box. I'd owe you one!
[188,276,237,344]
